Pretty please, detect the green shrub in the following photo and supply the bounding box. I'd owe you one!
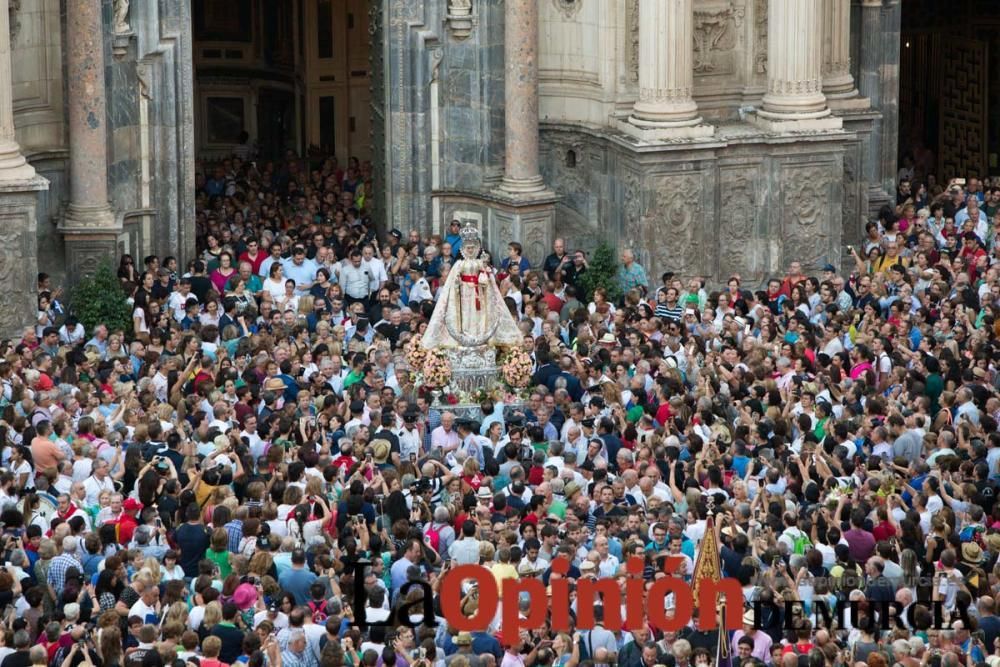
[70,262,132,336]
[578,240,622,304]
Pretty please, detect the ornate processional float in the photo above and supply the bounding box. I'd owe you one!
[404,222,531,418]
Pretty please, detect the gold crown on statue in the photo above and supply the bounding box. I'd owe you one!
[459,221,482,260]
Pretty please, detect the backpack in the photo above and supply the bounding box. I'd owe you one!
[308,599,328,624]
[785,528,812,555]
[425,523,442,552]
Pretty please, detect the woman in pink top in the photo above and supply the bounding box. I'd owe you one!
[209,251,236,294]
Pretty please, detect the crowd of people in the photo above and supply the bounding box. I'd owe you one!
[11,154,1000,667]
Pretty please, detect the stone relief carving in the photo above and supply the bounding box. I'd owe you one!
[754,0,767,74]
[621,170,643,248]
[136,62,152,100]
[843,147,860,242]
[429,48,444,83]
[626,0,639,83]
[113,0,130,35]
[782,166,830,270]
[523,221,547,266]
[553,0,583,19]
[719,168,760,281]
[0,245,21,332]
[769,78,821,95]
[693,5,744,74]
[646,174,702,278]
[446,0,473,40]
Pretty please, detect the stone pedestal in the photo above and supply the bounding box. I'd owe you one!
[487,192,558,269]
[60,0,119,277]
[624,0,713,140]
[751,0,843,132]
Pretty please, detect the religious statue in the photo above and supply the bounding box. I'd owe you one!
[113,0,130,34]
[421,222,521,350]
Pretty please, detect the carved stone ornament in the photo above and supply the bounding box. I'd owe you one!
[719,169,761,282]
[782,166,830,270]
[693,4,745,74]
[112,0,134,59]
[647,174,702,278]
[446,0,473,40]
[0,244,23,334]
[136,61,152,101]
[626,0,639,82]
[113,0,130,35]
[754,0,767,75]
[621,170,643,246]
[552,0,582,19]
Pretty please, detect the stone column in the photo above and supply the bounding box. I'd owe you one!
[624,0,712,139]
[822,0,867,108]
[753,0,842,131]
[0,0,35,181]
[857,0,886,196]
[493,0,557,271]
[0,0,49,339]
[879,0,902,194]
[499,0,545,194]
[60,0,118,247]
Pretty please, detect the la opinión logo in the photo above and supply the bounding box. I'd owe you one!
[346,556,972,644]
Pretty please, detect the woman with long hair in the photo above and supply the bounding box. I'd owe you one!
[97,624,123,667]
[117,254,139,286]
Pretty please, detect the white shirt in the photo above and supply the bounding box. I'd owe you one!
[151,372,169,402]
[168,290,195,322]
[83,474,115,507]
[129,599,159,624]
[339,262,370,299]
[254,610,289,630]
[72,458,94,483]
[362,257,388,292]
[398,426,422,460]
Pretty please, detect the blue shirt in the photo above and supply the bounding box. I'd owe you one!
[281,257,319,295]
[278,567,318,605]
[390,556,416,598]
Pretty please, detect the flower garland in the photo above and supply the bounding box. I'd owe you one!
[405,334,429,370]
[499,348,533,388]
[422,350,453,388]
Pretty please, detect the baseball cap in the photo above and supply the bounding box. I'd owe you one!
[123,498,143,512]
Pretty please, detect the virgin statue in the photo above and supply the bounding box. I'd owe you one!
[420,222,522,350]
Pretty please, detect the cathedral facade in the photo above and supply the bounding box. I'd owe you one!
[0,0,904,336]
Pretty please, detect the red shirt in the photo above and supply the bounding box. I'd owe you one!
[542,293,565,314]
[783,642,814,655]
[116,513,138,544]
[655,403,672,427]
[239,250,266,274]
[528,465,545,486]
[872,520,896,543]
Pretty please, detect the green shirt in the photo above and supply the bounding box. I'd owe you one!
[343,370,364,390]
[547,499,567,520]
[205,547,232,579]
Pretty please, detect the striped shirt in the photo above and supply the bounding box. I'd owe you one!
[655,303,684,322]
